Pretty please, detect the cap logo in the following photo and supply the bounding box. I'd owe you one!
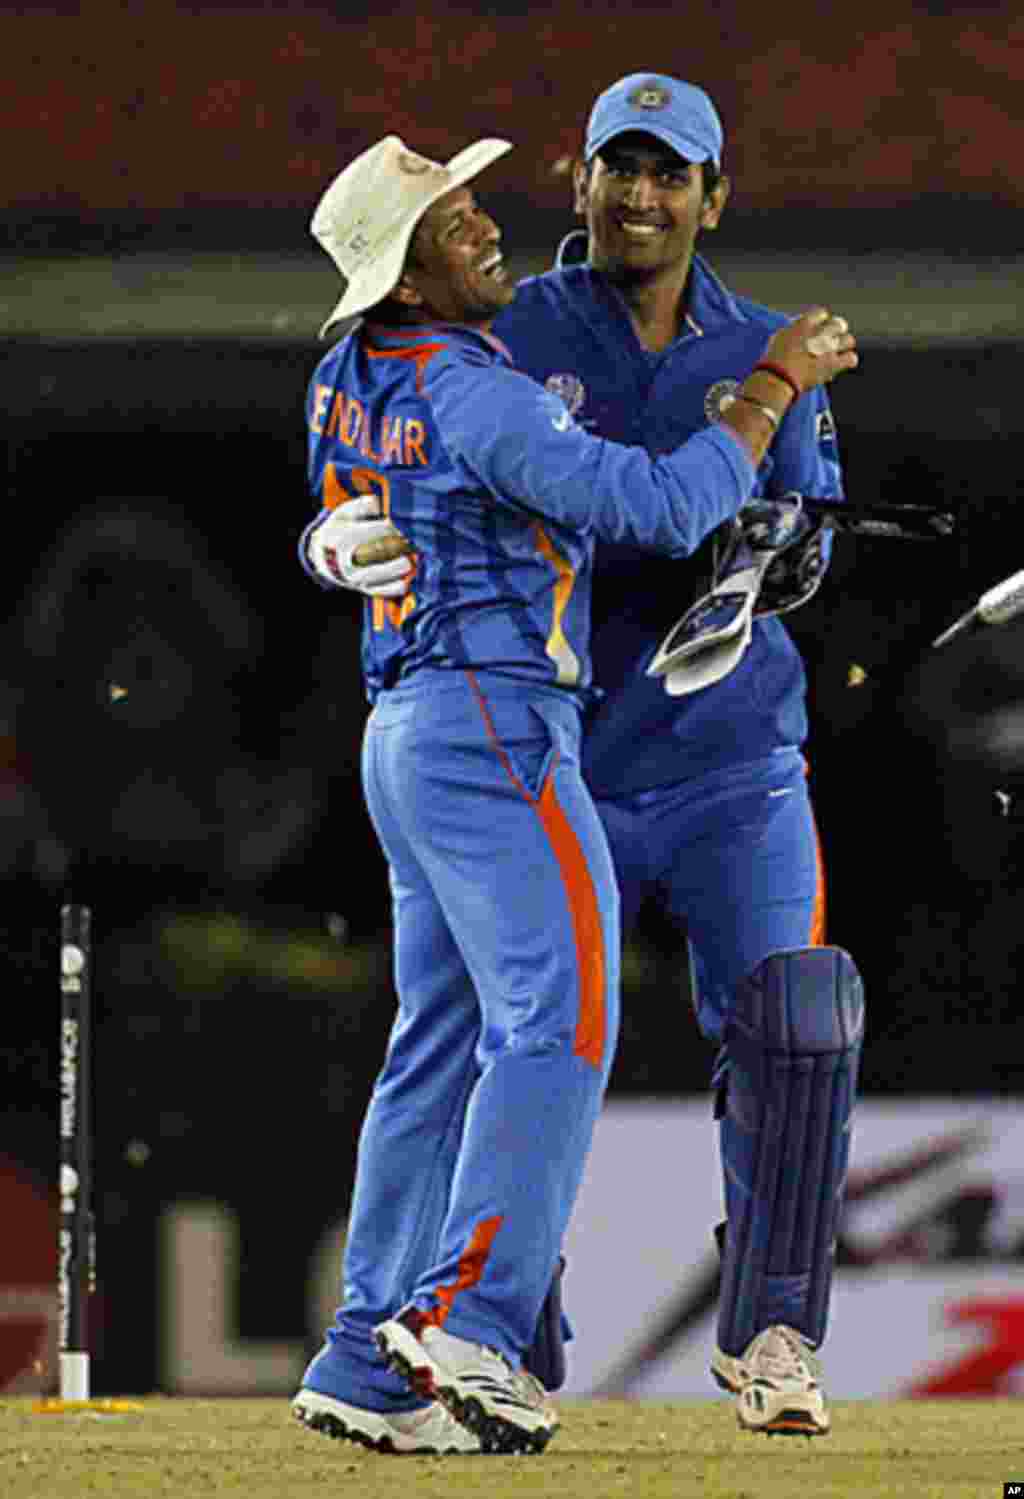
[628,83,670,111]
[397,151,433,175]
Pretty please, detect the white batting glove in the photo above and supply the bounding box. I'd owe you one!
[305,496,412,598]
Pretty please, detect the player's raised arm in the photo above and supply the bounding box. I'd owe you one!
[427,307,856,557]
[718,308,857,459]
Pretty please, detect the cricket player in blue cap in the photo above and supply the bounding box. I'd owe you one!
[497,73,864,1438]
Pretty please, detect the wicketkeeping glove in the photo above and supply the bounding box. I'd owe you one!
[741,495,828,618]
[646,527,766,695]
[304,495,413,598]
[646,496,825,695]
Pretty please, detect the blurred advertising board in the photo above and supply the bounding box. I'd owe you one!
[563,1100,1024,1398]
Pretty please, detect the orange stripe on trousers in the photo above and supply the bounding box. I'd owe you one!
[535,774,607,1070]
[464,671,609,1072]
[424,1214,504,1328]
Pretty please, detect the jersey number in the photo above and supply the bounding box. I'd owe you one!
[323,463,415,632]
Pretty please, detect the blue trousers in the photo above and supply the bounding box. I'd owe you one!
[595,749,823,1043]
[338,669,620,1368]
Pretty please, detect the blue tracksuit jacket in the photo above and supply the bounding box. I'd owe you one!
[492,246,844,795]
[300,317,757,703]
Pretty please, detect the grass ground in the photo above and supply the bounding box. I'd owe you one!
[2,1395,1022,1499]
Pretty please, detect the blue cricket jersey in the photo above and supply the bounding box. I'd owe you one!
[491,244,845,793]
[301,320,756,703]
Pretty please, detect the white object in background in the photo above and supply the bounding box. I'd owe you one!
[59,1350,89,1400]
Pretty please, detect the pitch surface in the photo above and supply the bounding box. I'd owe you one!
[2,1396,1019,1498]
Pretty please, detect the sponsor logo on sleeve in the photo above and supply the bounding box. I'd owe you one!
[816,409,837,443]
[544,373,586,419]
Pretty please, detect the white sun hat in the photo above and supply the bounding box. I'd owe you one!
[311,134,513,336]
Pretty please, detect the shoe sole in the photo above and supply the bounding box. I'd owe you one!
[712,1368,830,1438]
[291,1390,476,1455]
[375,1324,557,1456]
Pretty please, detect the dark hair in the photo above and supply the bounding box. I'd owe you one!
[362,293,413,326]
[700,160,722,198]
[361,239,426,325]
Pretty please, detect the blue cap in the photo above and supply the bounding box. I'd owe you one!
[584,73,723,168]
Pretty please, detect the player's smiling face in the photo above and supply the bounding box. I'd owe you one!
[576,132,725,279]
[400,186,516,325]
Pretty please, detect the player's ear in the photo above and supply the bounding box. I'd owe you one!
[390,271,424,308]
[700,174,730,231]
[572,158,590,217]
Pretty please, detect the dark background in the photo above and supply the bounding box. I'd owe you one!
[4,0,1024,1395]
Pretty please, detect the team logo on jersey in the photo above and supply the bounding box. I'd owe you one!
[704,378,740,423]
[816,409,837,443]
[629,82,671,111]
[397,151,433,175]
[545,373,586,419]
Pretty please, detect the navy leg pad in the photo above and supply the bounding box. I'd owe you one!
[715,946,864,1357]
[522,1256,569,1391]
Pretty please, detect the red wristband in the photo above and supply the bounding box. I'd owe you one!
[753,361,802,401]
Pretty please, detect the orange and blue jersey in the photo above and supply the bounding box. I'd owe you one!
[296,315,764,1378]
[300,319,757,703]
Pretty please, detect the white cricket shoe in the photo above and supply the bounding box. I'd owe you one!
[711,1323,830,1437]
[374,1310,559,1455]
[291,1388,481,1454]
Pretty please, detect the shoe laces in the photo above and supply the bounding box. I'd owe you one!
[472,1344,554,1413]
[511,1366,553,1410]
[423,1326,555,1412]
[748,1325,821,1386]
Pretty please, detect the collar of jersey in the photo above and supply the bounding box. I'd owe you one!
[553,232,748,336]
[362,319,513,363]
